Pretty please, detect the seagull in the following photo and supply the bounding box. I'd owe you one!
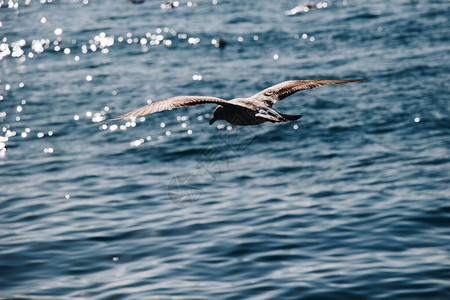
[110,78,368,126]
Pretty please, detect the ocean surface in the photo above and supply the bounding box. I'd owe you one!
[1,0,449,299]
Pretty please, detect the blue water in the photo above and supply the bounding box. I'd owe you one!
[1,0,449,299]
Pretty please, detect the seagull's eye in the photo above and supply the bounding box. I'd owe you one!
[264,90,273,96]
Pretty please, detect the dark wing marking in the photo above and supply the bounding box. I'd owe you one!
[252,78,369,107]
[110,96,237,120]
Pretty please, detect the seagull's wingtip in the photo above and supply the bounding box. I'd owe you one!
[109,114,134,121]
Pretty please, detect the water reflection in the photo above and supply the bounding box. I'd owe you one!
[286,1,329,16]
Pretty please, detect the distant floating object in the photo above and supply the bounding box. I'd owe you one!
[212,37,227,49]
[161,1,179,9]
[286,1,328,16]
[128,0,145,4]
[110,78,369,127]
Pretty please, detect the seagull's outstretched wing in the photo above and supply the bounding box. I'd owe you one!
[110,96,237,120]
[251,78,369,107]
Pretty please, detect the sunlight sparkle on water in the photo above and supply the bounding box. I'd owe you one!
[130,139,144,147]
[91,113,104,123]
[44,147,54,153]
[125,121,136,128]
[94,32,114,49]
[188,37,200,45]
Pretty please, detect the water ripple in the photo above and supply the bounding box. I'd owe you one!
[1,0,449,299]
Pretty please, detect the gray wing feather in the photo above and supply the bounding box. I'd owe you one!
[252,78,369,107]
[110,96,236,120]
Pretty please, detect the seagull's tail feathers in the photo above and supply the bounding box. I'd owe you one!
[280,113,302,122]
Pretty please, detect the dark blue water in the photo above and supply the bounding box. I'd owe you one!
[1,0,449,299]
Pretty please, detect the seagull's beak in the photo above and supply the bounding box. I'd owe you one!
[209,117,216,125]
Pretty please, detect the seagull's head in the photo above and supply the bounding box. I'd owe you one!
[209,105,224,125]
